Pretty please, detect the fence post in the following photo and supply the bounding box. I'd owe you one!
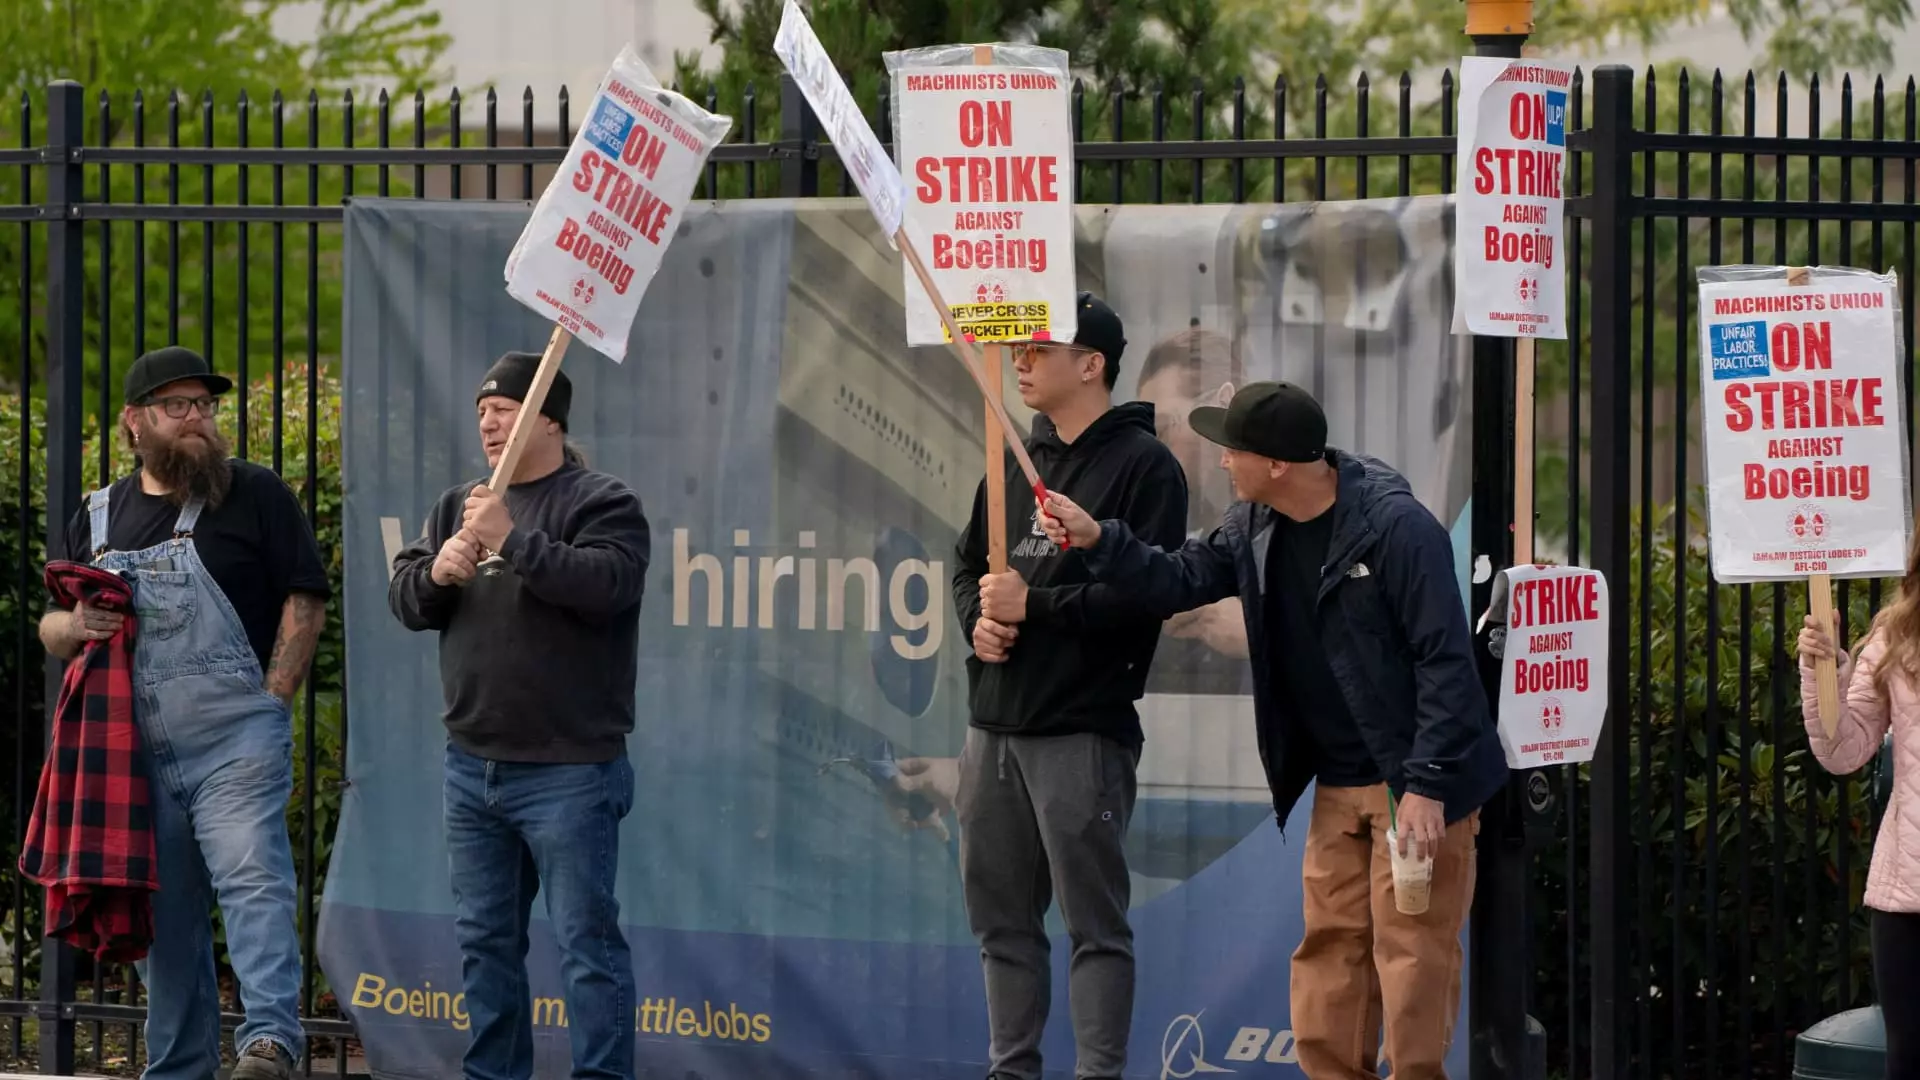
[778,73,820,198]
[37,78,84,1077]
[1583,63,1636,1080]
[1461,1,1545,1074]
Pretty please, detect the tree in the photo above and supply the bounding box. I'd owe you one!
[0,0,452,402]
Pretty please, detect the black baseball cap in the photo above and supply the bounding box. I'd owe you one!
[1071,292,1126,369]
[1187,381,1328,463]
[477,350,572,431]
[124,346,233,405]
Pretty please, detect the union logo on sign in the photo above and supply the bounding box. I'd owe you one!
[1540,697,1564,732]
[571,277,596,307]
[1787,503,1830,541]
[974,279,1007,304]
[1515,276,1540,302]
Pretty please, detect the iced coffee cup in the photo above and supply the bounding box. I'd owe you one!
[1385,826,1434,915]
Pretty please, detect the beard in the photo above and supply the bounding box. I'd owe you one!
[134,422,233,509]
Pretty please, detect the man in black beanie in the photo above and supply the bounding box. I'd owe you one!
[388,351,652,1080]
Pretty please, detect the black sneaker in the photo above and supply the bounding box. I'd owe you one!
[231,1039,296,1080]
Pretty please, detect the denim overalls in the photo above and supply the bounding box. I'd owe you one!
[87,486,305,1075]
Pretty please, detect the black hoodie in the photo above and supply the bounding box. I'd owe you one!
[953,402,1190,747]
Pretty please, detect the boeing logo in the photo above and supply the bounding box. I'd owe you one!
[1161,1012,1234,1080]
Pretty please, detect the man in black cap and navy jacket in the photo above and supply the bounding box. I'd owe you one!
[1038,382,1506,1080]
[389,351,651,1080]
[950,293,1189,1080]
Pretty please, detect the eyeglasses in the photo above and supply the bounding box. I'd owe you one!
[1010,342,1091,363]
[145,394,220,419]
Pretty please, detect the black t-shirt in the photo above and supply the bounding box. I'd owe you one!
[57,461,332,670]
[1264,508,1383,787]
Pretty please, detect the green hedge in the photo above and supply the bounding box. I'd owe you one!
[1528,495,1886,1077]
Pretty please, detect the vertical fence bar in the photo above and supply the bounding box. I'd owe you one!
[378,90,391,198]
[524,88,536,200]
[133,92,145,359]
[87,84,112,1067]
[273,92,286,476]
[9,87,33,1062]
[201,92,215,378]
[238,91,252,459]
[1767,70,1790,1078]
[1735,68,1757,1080]
[1835,73,1857,1016]
[168,92,180,344]
[1633,68,1656,1080]
[301,89,322,1024]
[1563,68,1586,1075]
[1585,63,1636,1080]
[1072,81,1086,203]
[96,93,112,487]
[1189,78,1203,204]
[1668,70,1691,1079]
[1273,75,1287,202]
[486,88,498,201]
[449,89,463,201]
[778,75,818,198]
[1702,68,1724,1080]
[1800,75,1823,1036]
[39,79,87,1077]
[1150,80,1165,203]
[1230,78,1245,202]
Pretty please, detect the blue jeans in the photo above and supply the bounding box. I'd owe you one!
[443,744,637,1080]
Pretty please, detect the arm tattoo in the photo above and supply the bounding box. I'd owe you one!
[265,593,327,701]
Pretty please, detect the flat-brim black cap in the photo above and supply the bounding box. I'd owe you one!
[1188,381,1327,463]
[124,346,234,404]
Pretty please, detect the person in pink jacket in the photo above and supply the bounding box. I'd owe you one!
[1799,574,1919,1080]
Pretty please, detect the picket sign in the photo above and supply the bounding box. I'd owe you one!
[1497,564,1609,769]
[1452,56,1574,566]
[887,38,1077,572]
[491,47,732,492]
[1696,263,1912,739]
[774,1,1063,529]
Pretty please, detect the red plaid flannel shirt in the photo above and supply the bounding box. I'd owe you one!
[18,560,158,963]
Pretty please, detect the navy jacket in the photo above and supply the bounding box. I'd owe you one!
[1084,449,1507,828]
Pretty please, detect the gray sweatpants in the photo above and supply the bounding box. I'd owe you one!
[956,728,1140,1080]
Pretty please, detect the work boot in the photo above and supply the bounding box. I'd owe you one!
[230,1039,296,1080]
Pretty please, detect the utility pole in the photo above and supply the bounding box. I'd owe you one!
[1462,0,1549,1078]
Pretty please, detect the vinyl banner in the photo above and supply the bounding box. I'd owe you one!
[327,195,1475,1079]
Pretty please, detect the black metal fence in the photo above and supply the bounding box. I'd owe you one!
[0,61,1913,1078]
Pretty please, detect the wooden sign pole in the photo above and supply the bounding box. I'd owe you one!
[1514,335,1536,566]
[1785,265,1841,737]
[973,44,1011,576]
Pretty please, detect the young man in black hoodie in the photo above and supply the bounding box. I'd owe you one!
[388,352,651,1080]
[952,293,1189,1080]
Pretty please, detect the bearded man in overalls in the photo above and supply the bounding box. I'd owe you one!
[39,346,330,1080]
